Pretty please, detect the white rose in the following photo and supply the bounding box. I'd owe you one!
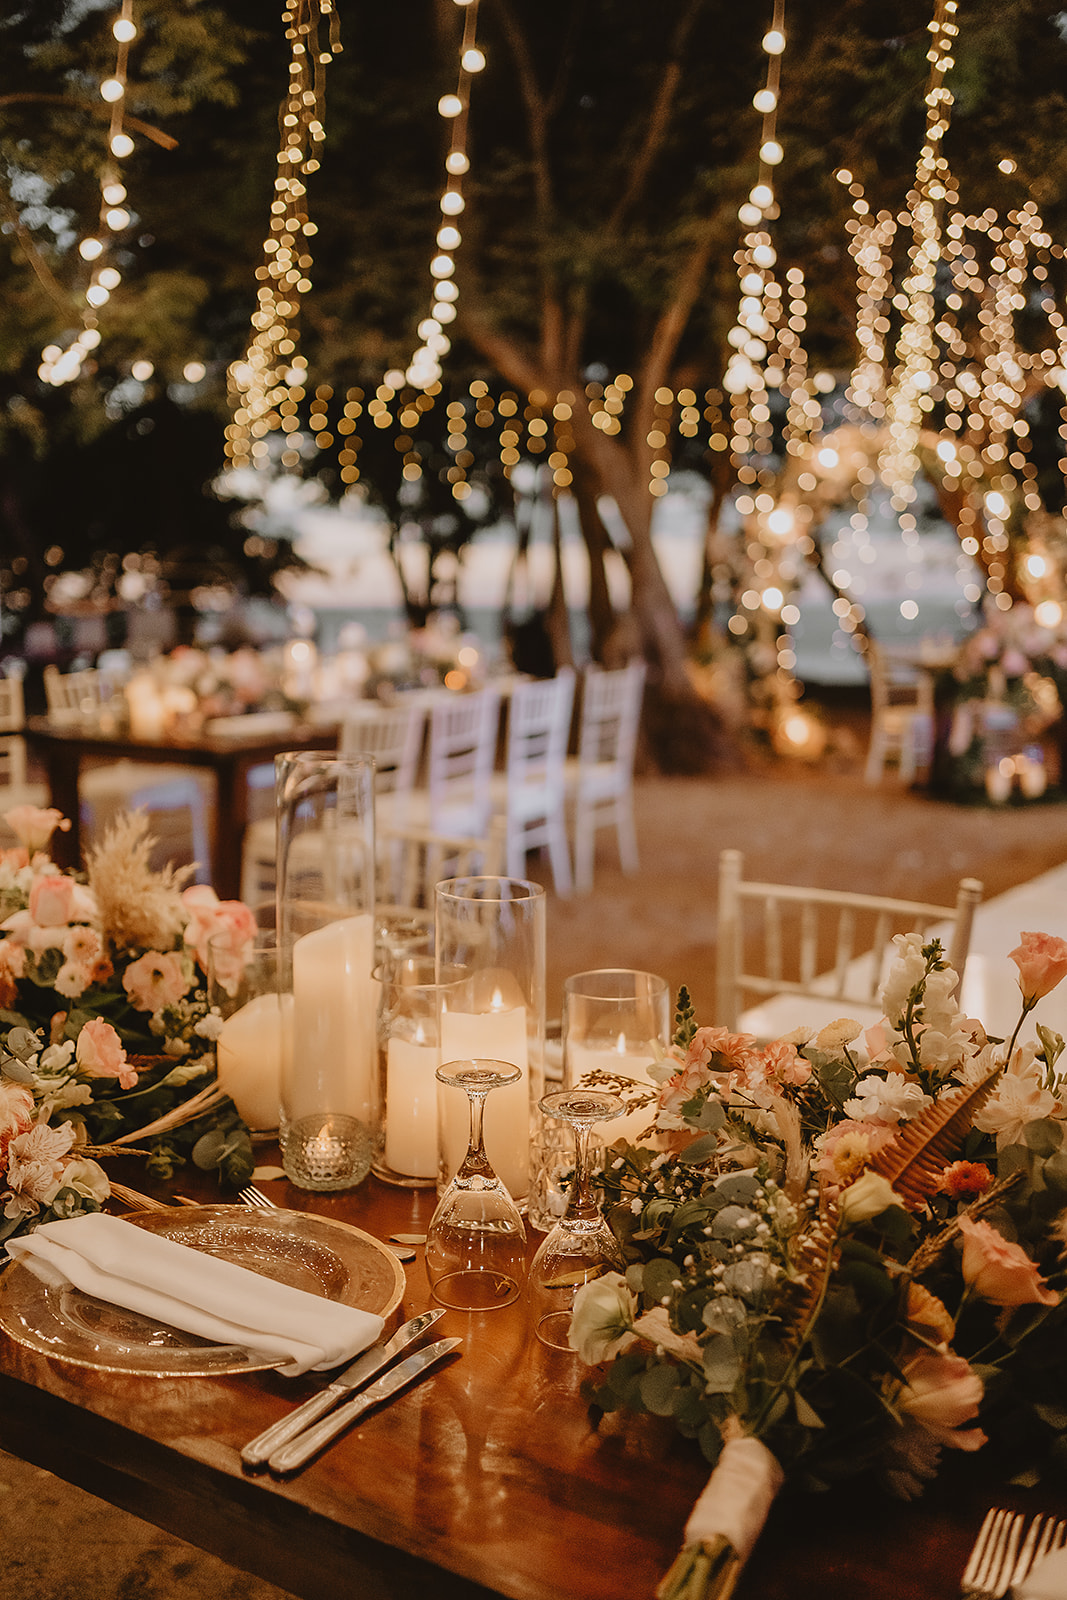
[568,1272,637,1364]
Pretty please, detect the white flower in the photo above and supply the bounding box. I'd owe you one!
[919,968,964,1036]
[838,1171,905,1225]
[973,1060,1057,1147]
[194,1012,224,1041]
[844,1073,931,1124]
[880,933,929,1024]
[4,1120,75,1210]
[57,1157,110,1205]
[568,1272,638,1364]
[38,1040,76,1074]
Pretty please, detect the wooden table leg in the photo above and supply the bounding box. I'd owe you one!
[43,748,82,871]
[212,755,247,901]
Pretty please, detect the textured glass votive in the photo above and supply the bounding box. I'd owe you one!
[280,1112,372,1192]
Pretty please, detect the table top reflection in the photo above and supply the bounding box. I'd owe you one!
[0,1162,1042,1600]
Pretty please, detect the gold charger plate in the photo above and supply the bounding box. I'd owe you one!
[0,1206,405,1378]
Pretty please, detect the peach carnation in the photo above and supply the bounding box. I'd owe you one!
[958,1215,1058,1308]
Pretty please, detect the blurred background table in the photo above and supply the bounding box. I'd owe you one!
[25,714,337,899]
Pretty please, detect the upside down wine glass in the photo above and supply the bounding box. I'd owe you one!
[425,1060,528,1311]
[528,1088,626,1351]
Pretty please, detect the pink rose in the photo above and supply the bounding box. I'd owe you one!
[1009,931,1067,1005]
[3,805,70,853]
[958,1216,1058,1308]
[685,1027,758,1077]
[122,950,188,1014]
[895,1348,986,1451]
[75,1017,137,1091]
[181,886,257,977]
[29,874,76,928]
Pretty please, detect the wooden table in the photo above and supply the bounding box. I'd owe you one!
[0,1167,1045,1600]
[24,716,338,900]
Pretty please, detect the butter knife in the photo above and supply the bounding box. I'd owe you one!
[240,1308,445,1469]
[268,1336,461,1474]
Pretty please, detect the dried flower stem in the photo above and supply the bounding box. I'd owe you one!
[108,1085,232,1146]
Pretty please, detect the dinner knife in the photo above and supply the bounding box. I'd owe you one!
[267,1336,462,1474]
[240,1308,446,1469]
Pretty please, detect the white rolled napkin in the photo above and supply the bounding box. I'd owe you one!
[6,1213,384,1376]
[685,1436,785,1562]
[1016,1547,1067,1600]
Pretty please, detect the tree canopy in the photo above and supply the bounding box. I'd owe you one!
[4,0,1067,761]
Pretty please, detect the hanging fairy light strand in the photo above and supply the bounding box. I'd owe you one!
[38,0,141,386]
[404,0,483,392]
[878,0,959,504]
[225,0,341,470]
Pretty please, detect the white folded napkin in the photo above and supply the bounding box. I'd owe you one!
[6,1214,384,1376]
[1016,1547,1067,1600]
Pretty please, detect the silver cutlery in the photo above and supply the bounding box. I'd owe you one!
[267,1336,461,1474]
[236,1184,417,1261]
[240,1308,446,1469]
[961,1507,1067,1599]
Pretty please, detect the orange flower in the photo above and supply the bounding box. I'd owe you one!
[1009,931,1067,1006]
[939,1161,993,1201]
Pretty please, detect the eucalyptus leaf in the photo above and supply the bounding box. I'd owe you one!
[1024,1119,1064,1157]
[678,1134,719,1166]
[639,1363,686,1416]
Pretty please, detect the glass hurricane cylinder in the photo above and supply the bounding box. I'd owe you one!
[561,969,671,1147]
[434,876,546,1205]
[276,750,378,1191]
[373,955,456,1188]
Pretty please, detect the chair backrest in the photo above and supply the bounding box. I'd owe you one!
[0,676,25,734]
[867,642,934,719]
[426,687,500,836]
[43,664,104,720]
[0,733,28,791]
[340,701,426,796]
[377,816,507,911]
[505,669,575,802]
[715,847,983,1032]
[575,660,646,787]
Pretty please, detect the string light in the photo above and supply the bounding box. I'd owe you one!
[403,0,483,391]
[38,0,142,386]
[225,0,341,469]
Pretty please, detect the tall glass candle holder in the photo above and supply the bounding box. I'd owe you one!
[562,969,671,1147]
[434,876,546,1204]
[276,750,377,1191]
[373,955,456,1188]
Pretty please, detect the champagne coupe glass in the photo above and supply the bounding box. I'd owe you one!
[425,1060,528,1311]
[528,1087,626,1351]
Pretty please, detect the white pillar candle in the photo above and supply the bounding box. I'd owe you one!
[567,1042,661,1145]
[984,762,1013,804]
[439,1002,529,1198]
[217,992,292,1131]
[126,675,166,740]
[290,913,377,1125]
[385,1029,439,1178]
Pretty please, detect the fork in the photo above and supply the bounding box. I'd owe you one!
[961,1508,1067,1598]
[237,1183,417,1260]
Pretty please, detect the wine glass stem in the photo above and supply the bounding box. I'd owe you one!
[460,1087,494,1179]
[569,1121,599,1222]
